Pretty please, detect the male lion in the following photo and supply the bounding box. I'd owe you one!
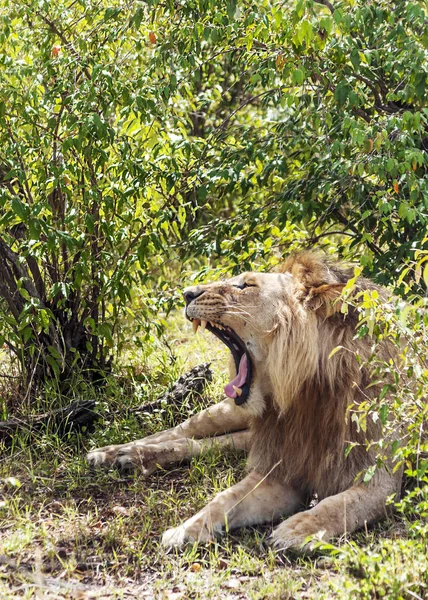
[87,252,402,550]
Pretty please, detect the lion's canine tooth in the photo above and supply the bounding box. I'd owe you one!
[192,319,200,334]
[232,385,242,397]
[200,320,207,332]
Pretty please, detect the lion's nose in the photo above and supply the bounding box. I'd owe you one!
[183,287,205,306]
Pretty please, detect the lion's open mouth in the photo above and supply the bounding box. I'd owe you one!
[190,319,252,406]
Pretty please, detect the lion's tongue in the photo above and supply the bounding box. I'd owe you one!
[224,354,248,399]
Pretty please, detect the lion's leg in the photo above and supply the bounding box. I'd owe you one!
[162,471,304,548]
[87,398,250,469]
[175,397,250,439]
[271,471,401,552]
[112,430,252,475]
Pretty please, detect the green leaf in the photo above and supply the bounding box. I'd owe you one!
[328,346,344,359]
[292,68,304,85]
[38,309,50,333]
[379,404,388,425]
[98,323,113,346]
[363,465,376,484]
[46,354,60,377]
[133,7,144,28]
[386,158,395,173]
[28,219,41,240]
[423,262,428,287]
[19,288,30,301]
[333,8,343,24]
[104,7,121,21]
[296,20,314,45]
[350,48,360,70]
[22,326,33,343]
[11,198,29,221]
[334,82,349,106]
[48,345,62,360]
[226,0,237,18]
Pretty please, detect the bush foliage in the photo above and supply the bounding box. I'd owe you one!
[0,0,426,385]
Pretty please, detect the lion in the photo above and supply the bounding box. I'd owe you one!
[87,252,403,551]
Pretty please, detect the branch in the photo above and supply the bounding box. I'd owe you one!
[24,249,46,302]
[0,274,22,320]
[0,165,19,197]
[331,208,382,255]
[314,0,335,14]
[308,230,357,245]
[352,72,388,113]
[0,237,64,362]
[0,242,28,318]
[35,11,91,80]
[217,88,280,132]
[322,77,371,123]
[5,125,34,204]
[0,238,62,361]
[0,238,43,304]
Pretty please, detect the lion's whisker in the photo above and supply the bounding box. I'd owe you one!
[224,306,252,318]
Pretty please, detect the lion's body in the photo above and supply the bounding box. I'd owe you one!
[87,252,403,550]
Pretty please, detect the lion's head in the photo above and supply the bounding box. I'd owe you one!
[184,252,368,418]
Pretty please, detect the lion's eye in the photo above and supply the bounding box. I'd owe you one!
[234,282,256,290]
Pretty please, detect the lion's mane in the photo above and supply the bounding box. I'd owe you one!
[247,252,396,501]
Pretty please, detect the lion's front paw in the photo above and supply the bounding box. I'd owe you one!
[86,446,119,469]
[271,512,330,553]
[87,442,167,475]
[162,525,192,549]
[162,519,216,549]
[112,443,165,476]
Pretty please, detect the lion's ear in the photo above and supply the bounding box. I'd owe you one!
[280,252,348,316]
[305,283,345,316]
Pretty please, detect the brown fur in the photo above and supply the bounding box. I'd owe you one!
[248,252,394,499]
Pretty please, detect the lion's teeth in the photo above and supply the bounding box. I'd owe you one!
[192,319,200,334]
[209,321,215,327]
[232,385,242,397]
[200,320,207,332]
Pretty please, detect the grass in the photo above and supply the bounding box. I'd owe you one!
[0,314,427,599]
